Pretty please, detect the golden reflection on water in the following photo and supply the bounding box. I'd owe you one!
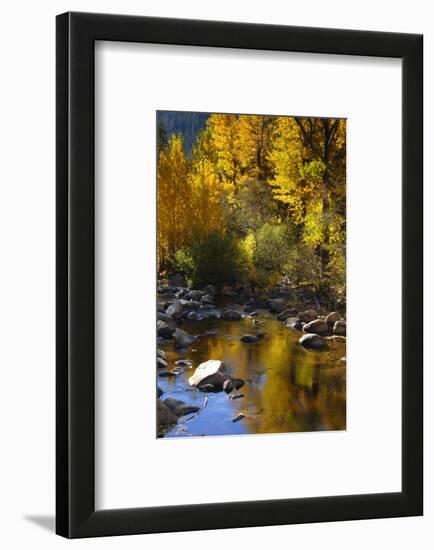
[161,315,346,437]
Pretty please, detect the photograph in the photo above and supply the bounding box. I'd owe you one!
[156,111,347,438]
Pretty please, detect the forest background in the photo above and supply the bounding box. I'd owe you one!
[157,111,346,309]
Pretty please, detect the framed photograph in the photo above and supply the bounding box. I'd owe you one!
[56,12,423,538]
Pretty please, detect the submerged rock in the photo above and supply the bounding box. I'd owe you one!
[198,383,219,393]
[299,333,327,350]
[220,309,242,321]
[157,399,178,428]
[174,328,196,349]
[303,319,329,336]
[158,371,176,378]
[232,413,245,423]
[240,334,259,343]
[163,398,200,416]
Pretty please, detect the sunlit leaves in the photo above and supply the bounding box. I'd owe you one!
[157,113,346,302]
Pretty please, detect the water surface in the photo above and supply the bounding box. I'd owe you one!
[158,308,346,438]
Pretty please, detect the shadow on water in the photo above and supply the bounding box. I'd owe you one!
[158,310,346,438]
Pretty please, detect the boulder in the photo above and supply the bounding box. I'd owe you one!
[163,398,200,416]
[276,308,298,322]
[168,273,187,287]
[174,328,196,349]
[223,379,234,394]
[157,386,164,398]
[297,309,318,323]
[303,319,329,336]
[157,357,168,369]
[175,287,188,298]
[157,302,165,313]
[240,334,259,343]
[180,299,201,310]
[165,300,183,319]
[188,359,230,390]
[157,399,178,427]
[220,309,242,321]
[326,311,342,326]
[186,310,209,322]
[157,349,167,360]
[203,284,217,297]
[232,413,245,423]
[333,321,346,336]
[201,294,214,305]
[186,289,205,301]
[157,320,174,339]
[299,333,327,350]
[157,312,176,330]
[268,298,288,313]
[285,317,304,330]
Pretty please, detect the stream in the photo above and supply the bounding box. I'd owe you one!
[158,304,346,438]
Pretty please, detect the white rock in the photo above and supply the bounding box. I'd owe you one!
[188,359,229,388]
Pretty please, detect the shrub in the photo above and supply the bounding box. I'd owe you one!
[172,248,194,279]
[188,231,244,288]
[254,223,293,272]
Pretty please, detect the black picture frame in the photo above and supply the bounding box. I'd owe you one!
[56,11,423,538]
